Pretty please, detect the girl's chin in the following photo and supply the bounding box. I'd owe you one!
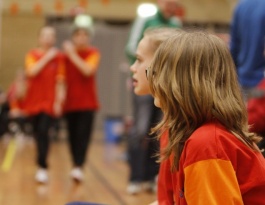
[134,88,142,95]
[134,88,152,96]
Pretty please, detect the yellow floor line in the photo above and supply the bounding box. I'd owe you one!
[1,138,17,172]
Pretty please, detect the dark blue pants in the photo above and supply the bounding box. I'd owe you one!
[127,93,161,182]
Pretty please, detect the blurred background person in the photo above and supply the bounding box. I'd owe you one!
[62,25,100,182]
[7,69,29,139]
[0,69,29,140]
[125,0,182,195]
[23,25,65,183]
[230,0,265,98]
[230,0,265,153]
[7,69,27,118]
[247,80,265,156]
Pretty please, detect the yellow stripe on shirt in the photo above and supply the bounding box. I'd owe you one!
[184,159,244,205]
[84,52,100,73]
[25,53,37,73]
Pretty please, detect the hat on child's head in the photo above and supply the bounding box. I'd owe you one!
[71,14,94,36]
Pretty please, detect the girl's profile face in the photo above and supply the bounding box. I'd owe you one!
[38,27,56,48]
[130,37,153,95]
[72,29,90,48]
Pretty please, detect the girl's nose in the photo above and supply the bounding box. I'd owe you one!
[130,63,136,73]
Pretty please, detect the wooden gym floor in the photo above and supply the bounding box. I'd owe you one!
[0,130,156,205]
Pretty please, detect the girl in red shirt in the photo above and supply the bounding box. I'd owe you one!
[148,32,265,205]
[24,26,65,183]
[63,26,100,182]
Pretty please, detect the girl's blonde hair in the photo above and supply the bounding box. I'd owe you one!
[148,31,260,170]
[143,27,183,54]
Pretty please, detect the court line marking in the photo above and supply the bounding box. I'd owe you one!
[1,138,17,172]
[90,162,128,205]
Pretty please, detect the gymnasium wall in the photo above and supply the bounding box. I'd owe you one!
[0,0,238,128]
[0,0,238,89]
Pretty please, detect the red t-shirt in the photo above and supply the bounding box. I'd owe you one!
[23,49,64,116]
[158,121,265,205]
[63,47,100,112]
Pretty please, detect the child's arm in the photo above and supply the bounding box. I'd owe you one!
[63,41,100,77]
[53,58,66,117]
[53,79,66,117]
[25,48,58,77]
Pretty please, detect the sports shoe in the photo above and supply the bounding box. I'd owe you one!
[142,181,156,193]
[126,182,142,195]
[35,168,48,183]
[70,167,84,182]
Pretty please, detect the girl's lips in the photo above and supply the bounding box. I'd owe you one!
[132,78,138,86]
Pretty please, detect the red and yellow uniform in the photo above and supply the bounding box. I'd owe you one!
[23,49,65,116]
[158,121,265,205]
[64,47,100,112]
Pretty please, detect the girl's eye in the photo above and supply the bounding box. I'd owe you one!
[136,57,141,62]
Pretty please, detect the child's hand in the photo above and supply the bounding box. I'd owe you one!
[45,47,58,61]
[62,41,75,55]
[9,109,23,118]
[0,92,6,104]
[53,101,63,117]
